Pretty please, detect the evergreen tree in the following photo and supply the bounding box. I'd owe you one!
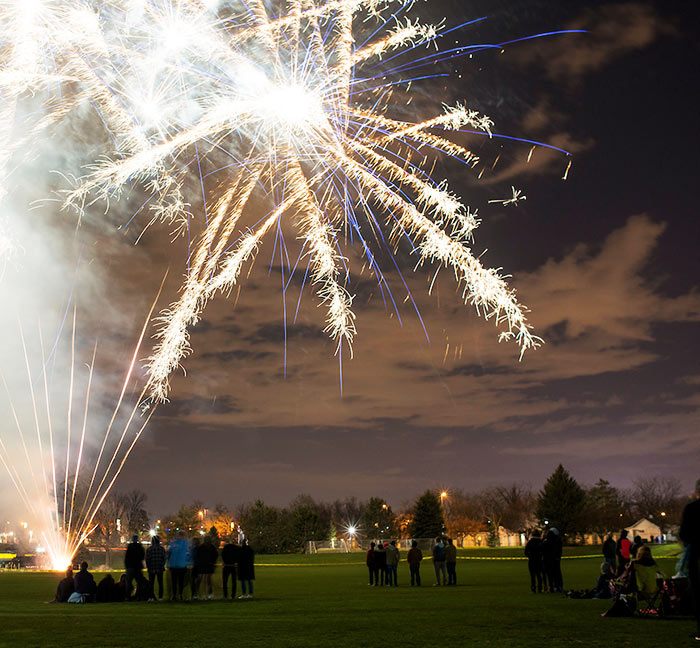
[409,490,445,539]
[360,497,396,540]
[239,500,282,553]
[584,479,626,537]
[536,465,586,540]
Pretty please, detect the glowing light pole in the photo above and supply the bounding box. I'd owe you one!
[440,491,448,533]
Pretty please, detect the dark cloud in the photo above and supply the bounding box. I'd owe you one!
[201,349,273,362]
[445,363,511,378]
[162,395,241,417]
[245,321,327,345]
[515,3,675,82]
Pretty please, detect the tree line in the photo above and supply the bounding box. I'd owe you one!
[87,465,692,557]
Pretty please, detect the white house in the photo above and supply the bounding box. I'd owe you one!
[625,518,662,542]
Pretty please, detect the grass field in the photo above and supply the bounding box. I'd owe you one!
[0,545,694,648]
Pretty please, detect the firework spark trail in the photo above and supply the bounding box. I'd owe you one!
[1,1,569,403]
[0,277,165,568]
[489,186,526,206]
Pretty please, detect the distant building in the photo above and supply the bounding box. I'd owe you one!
[625,518,663,543]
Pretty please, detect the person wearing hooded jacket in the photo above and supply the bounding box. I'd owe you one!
[167,531,191,601]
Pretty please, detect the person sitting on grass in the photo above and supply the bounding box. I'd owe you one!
[52,567,74,602]
[73,561,97,602]
[566,562,613,599]
[594,562,614,598]
[96,574,117,603]
[115,574,127,602]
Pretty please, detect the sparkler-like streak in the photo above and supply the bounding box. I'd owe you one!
[0,1,577,404]
[0,290,162,570]
[489,187,527,206]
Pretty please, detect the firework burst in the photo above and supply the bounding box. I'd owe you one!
[0,1,573,404]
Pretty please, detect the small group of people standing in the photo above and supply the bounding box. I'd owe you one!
[365,540,400,586]
[151,532,255,601]
[431,537,457,586]
[52,533,255,603]
[367,537,458,587]
[602,529,647,577]
[524,528,563,593]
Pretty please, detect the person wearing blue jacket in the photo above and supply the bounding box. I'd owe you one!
[167,531,191,601]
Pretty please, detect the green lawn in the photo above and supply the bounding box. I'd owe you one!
[0,545,693,648]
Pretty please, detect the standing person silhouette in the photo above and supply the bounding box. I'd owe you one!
[221,537,240,600]
[124,535,145,601]
[146,535,166,600]
[680,479,700,641]
[237,538,255,599]
[616,529,631,576]
[385,540,400,586]
[407,540,423,586]
[445,538,457,585]
[366,542,378,586]
[432,537,447,586]
[543,528,563,592]
[525,530,545,593]
[167,531,190,601]
[198,534,218,599]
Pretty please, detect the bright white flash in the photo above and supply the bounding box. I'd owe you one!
[263,85,324,129]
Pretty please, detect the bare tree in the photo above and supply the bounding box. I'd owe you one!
[478,483,537,546]
[330,497,365,531]
[494,484,536,533]
[443,488,484,544]
[211,503,236,539]
[93,492,127,568]
[632,476,683,532]
[122,490,150,537]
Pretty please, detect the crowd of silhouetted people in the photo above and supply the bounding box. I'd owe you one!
[51,532,255,603]
[366,537,458,587]
[524,527,667,598]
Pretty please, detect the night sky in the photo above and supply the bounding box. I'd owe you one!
[1,0,698,518]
